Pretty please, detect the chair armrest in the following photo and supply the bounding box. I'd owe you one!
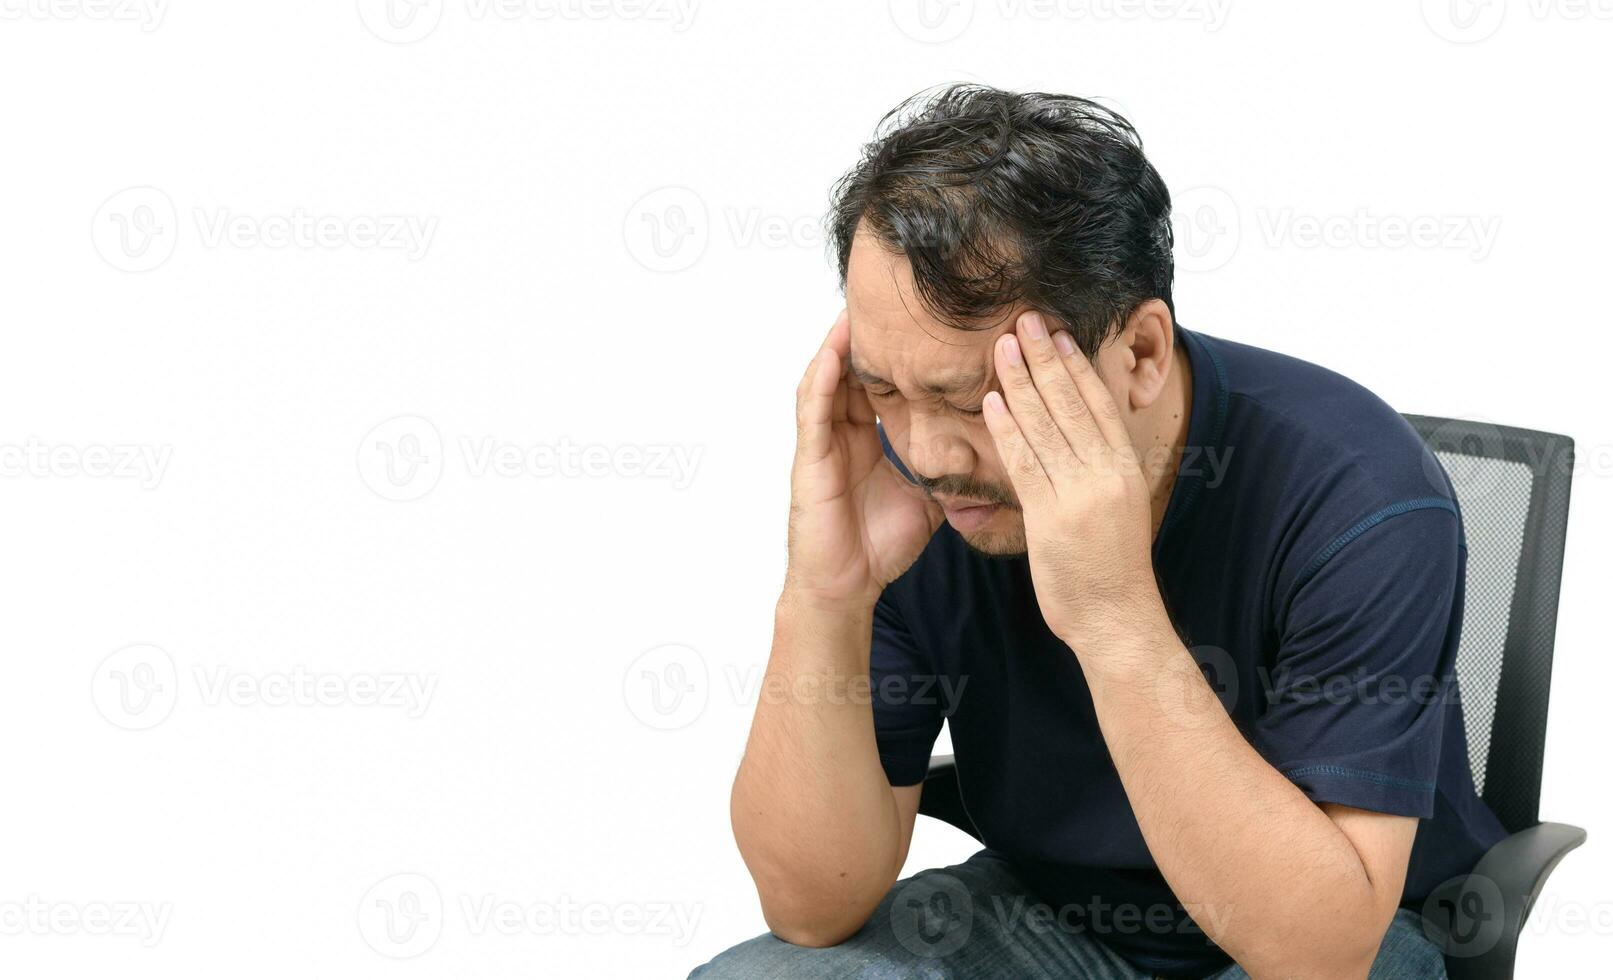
[1430,821,1587,980]
[916,754,982,842]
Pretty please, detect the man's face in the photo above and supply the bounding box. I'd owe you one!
[846,231,1148,555]
[845,232,1030,555]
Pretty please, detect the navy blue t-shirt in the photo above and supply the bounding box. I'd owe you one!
[872,325,1506,976]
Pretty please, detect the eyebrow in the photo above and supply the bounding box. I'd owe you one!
[848,356,988,397]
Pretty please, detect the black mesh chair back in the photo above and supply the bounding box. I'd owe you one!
[1405,415,1574,835]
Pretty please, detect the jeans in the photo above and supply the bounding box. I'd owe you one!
[690,850,1446,979]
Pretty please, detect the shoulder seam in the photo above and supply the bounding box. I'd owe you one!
[1290,497,1458,597]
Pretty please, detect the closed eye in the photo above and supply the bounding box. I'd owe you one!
[864,387,983,417]
[871,386,980,415]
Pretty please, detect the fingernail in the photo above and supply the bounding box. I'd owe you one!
[1053,331,1076,356]
[984,391,1006,415]
[1001,335,1023,366]
[1021,313,1047,341]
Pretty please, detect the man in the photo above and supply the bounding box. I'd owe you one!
[693,85,1503,978]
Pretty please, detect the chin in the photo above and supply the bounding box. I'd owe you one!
[955,513,1028,558]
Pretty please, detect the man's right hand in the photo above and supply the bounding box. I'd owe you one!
[733,310,931,947]
[784,310,944,610]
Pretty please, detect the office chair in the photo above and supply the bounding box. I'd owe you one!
[915,415,1584,979]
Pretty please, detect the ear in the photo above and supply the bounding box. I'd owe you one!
[1117,299,1176,411]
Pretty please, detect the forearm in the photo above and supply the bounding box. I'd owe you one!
[1079,612,1389,978]
[731,593,906,944]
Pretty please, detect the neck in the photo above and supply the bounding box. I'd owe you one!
[1144,339,1194,536]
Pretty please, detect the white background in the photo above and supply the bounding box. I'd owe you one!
[2,0,1610,976]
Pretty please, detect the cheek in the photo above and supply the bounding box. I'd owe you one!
[1104,378,1129,413]
[873,400,910,444]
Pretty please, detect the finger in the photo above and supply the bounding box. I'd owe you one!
[994,331,1078,486]
[1015,311,1105,461]
[1049,325,1132,453]
[795,309,849,405]
[795,311,850,464]
[827,309,852,422]
[825,307,851,362]
[981,389,1054,506]
[795,347,840,465]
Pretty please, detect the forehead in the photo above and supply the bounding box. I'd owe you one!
[845,232,1014,381]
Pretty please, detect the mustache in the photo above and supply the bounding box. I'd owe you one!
[915,474,1020,510]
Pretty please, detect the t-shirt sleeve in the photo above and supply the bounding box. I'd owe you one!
[871,588,943,787]
[1253,501,1464,818]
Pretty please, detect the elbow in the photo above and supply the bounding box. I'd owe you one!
[1239,922,1384,980]
[1286,944,1377,980]
[760,900,874,949]
[1318,925,1387,980]
[756,875,891,950]
[766,919,862,949]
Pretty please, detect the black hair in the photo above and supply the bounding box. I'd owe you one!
[828,84,1174,355]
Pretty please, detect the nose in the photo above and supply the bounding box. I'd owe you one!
[904,409,978,484]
